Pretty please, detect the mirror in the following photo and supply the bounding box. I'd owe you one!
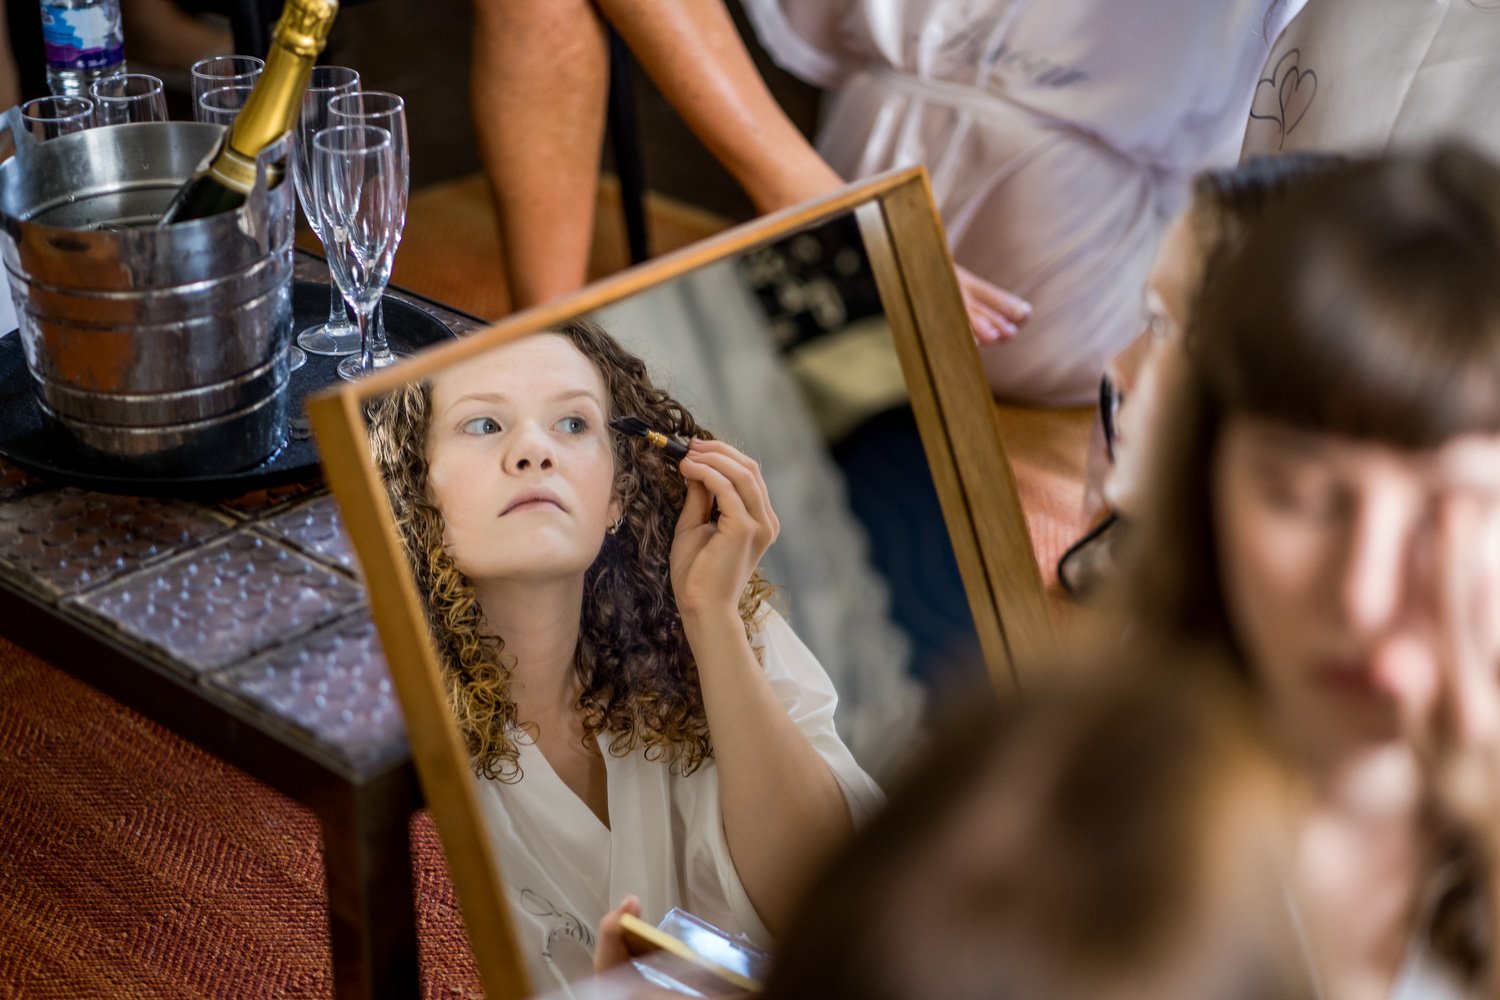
[309,167,1050,998]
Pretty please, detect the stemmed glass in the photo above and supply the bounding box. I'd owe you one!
[196,84,254,127]
[89,74,169,124]
[293,66,362,356]
[328,91,408,352]
[311,125,406,381]
[20,96,94,140]
[190,55,263,120]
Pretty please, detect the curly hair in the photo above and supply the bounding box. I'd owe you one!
[366,318,774,781]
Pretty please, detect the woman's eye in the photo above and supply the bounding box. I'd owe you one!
[1260,471,1345,521]
[556,416,587,434]
[460,416,502,436]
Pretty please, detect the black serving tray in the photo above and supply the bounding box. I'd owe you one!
[0,280,455,496]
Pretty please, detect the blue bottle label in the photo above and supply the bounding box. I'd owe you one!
[39,4,125,72]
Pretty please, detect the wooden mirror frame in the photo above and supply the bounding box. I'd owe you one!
[307,166,1051,998]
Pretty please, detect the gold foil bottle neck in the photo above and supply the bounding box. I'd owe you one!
[274,0,339,57]
[213,0,337,193]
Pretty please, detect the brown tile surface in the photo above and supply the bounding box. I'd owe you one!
[215,480,326,519]
[0,457,41,501]
[213,611,403,767]
[0,488,234,598]
[74,531,365,675]
[257,494,360,576]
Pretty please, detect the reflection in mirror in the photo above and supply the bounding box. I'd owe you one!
[364,313,884,989]
[314,170,1049,999]
[579,211,986,764]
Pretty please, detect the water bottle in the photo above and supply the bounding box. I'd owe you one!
[39,0,126,98]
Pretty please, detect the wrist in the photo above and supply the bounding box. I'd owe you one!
[739,149,842,214]
[679,603,744,639]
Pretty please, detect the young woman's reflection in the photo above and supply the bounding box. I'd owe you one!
[366,320,880,990]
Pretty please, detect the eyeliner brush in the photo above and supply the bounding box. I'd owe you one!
[610,415,691,461]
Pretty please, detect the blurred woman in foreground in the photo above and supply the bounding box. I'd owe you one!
[1124,143,1500,998]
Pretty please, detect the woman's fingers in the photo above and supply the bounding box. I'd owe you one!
[1427,492,1500,828]
[682,440,778,542]
[593,894,642,973]
[692,437,770,495]
[956,264,1031,320]
[669,441,782,614]
[968,302,1017,344]
[1439,495,1500,742]
[956,264,1031,344]
[679,451,753,532]
[675,473,714,535]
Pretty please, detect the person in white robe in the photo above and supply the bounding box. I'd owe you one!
[467,0,1032,364]
[1240,0,1500,162]
[366,319,882,992]
[478,606,881,990]
[741,0,1309,404]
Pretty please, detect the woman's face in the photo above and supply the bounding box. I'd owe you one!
[1213,416,1500,764]
[425,333,621,585]
[1105,212,1202,513]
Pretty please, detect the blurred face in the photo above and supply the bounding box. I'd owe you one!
[425,334,621,585]
[1213,417,1500,763]
[1106,213,1202,512]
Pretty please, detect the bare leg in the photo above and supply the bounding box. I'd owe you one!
[599,0,843,213]
[0,0,17,111]
[470,0,609,309]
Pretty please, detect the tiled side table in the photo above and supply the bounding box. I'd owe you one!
[0,257,487,1000]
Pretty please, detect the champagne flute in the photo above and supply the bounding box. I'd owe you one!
[20,96,95,140]
[90,74,169,125]
[311,125,406,381]
[294,66,362,356]
[190,55,263,120]
[196,84,254,127]
[328,91,408,353]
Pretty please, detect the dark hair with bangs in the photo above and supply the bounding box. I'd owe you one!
[1194,143,1500,449]
[1119,144,1500,987]
[1189,152,1346,262]
[1126,142,1500,652]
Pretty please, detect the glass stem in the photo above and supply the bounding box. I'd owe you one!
[327,280,346,330]
[369,298,392,364]
[355,304,374,373]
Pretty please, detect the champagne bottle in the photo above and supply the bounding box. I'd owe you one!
[157,0,338,226]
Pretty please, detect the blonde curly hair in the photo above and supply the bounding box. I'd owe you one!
[366,319,774,780]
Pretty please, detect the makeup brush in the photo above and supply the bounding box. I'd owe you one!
[610,415,691,461]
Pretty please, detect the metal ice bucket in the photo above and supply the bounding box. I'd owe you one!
[0,114,295,477]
